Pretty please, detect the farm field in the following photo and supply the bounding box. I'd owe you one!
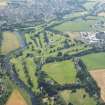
[90,70,105,102]
[43,60,76,84]
[1,31,20,54]
[52,20,96,32]
[52,16,105,32]
[59,89,97,105]
[67,32,80,41]
[81,52,105,70]
[5,89,28,105]
[63,11,88,19]
[52,20,97,32]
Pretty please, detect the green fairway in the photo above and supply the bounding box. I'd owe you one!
[10,57,29,86]
[25,57,39,92]
[60,89,97,105]
[43,60,76,84]
[10,57,39,92]
[81,52,105,70]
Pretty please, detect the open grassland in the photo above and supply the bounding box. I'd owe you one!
[43,60,76,84]
[5,89,28,105]
[1,31,20,54]
[81,52,105,70]
[90,70,105,102]
[60,89,97,105]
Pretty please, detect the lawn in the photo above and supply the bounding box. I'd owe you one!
[1,31,20,54]
[43,60,76,84]
[60,89,97,105]
[81,52,105,70]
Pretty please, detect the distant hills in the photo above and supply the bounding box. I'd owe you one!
[0,0,105,26]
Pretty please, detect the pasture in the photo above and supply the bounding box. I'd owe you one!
[59,89,97,105]
[1,31,20,54]
[43,60,76,84]
[52,16,105,32]
[81,52,105,70]
[52,20,96,32]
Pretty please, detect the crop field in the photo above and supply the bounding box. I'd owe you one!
[90,70,105,102]
[81,52,105,70]
[5,89,28,105]
[1,31,20,54]
[59,89,97,105]
[67,32,80,41]
[43,60,76,84]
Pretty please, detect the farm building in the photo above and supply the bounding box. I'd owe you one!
[80,32,105,46]
[80,32,99,44]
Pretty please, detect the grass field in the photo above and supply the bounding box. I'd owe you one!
[43,60,76,84]
[52,16,105,32]
[60,89,97,105]
[5,89,28,105]
[1,31,20,54]
[52,20,96,32]
[81,52,105,70]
